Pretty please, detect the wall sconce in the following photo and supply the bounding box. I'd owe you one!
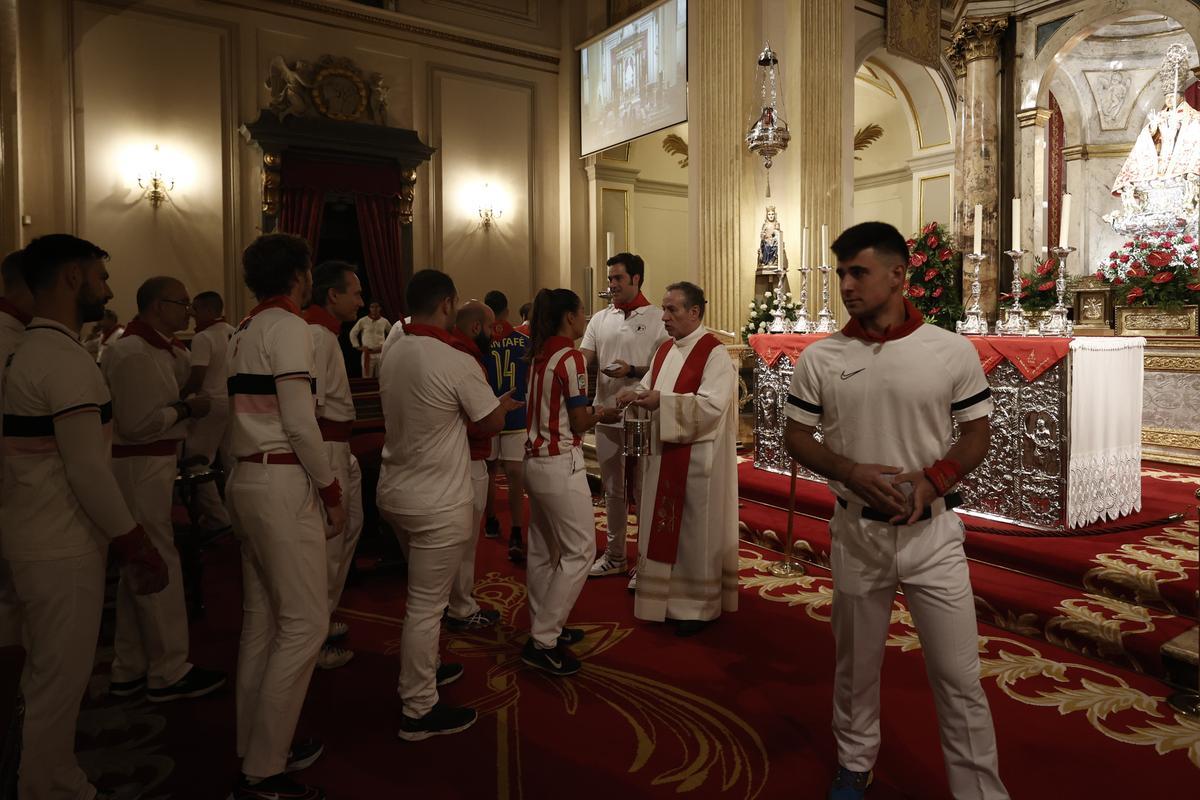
[137,145,175,208]
[477,182,502,229]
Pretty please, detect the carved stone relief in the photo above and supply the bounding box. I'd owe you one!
[1083,68,1156,131]
[266,54,390,125]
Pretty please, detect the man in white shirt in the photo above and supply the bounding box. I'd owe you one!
[302,261,366,671]
[2,234,168,800]
[102,277,226,704]
[349,301,390,378]
[0,250,33,648]
[225,234,346,800]
[377,269,519,741]
[580,253,668,583]
[182,290,237,534]
[783,222,1007,800]
[379,313,412,363]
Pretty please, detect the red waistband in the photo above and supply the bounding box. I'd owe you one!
[237,452,302,465]
[112,440,181,458]
[317,418,353,442]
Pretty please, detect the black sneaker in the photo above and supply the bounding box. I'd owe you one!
[436,662,464,687]
[484,516,501,539]
[229,773,324,800]
[508,531,525,564]
[109,676,146,698]
[285,738,324,772]
[520,639,581,677]
[397,703,478,742]
[147,666,226,703]
[445,608,500,631]
[558,627,585,646]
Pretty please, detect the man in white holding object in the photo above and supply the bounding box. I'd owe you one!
[349,301,390,378]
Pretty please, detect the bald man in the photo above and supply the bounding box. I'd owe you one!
[102,276,226,702]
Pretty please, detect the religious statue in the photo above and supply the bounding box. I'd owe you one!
[756,205,786,273]
[266,55,312,120]
[369,72,390,125]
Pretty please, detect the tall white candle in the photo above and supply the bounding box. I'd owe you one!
[605,232,615,259]
[1040,201,1048,254]
[820,224,829,265]
[801,226,810,268]
[1011,197,1021,251]
[973,204,983,255]
[1059,194,1072,249]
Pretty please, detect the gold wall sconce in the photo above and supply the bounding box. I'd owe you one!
[137,145,176,207]
[477,182,502,229]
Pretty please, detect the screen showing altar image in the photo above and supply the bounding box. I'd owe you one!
[579,0,687,157]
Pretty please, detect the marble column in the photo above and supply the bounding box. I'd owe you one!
[947,44,967,249]
[953,16,1007,318]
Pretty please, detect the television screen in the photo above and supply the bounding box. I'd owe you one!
[579,0,687,158]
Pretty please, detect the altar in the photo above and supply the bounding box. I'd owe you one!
[749,333,1146,530]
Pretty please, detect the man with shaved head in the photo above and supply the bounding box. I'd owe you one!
[102,275,227,703]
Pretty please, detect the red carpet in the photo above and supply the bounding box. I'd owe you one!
[72,487,1198,799]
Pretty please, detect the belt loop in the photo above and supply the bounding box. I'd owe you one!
[259,452,270,465]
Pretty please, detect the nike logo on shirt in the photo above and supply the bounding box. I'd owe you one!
[840,368,865,380]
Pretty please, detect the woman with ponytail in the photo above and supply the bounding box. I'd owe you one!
[521,289,619,676]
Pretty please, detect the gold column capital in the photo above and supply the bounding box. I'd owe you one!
[1016,107,1052,128]
[945,41,966,79]
[952,16,1009,63]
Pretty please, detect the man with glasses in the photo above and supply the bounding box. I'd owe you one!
[101,276,227,702]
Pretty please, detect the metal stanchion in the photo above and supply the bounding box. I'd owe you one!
[769,460,806,577]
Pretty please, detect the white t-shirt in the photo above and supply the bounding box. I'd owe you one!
[309,321,356,423]
[581,304,668,417]
[785,323,992,506]
[102,330,190,447]
[377,331,499,516]
[1,319,113,560]
[350,315,391,351]
[190,320,236,400]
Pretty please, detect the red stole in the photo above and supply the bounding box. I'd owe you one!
[646,331,723,565]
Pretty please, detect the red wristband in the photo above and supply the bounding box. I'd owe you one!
[318,479,343,508]
[923,458,962,496]
[110,525,148,562]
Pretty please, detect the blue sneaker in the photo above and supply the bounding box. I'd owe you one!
[828,766,872,799]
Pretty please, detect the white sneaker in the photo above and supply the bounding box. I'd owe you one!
[588,553,628,578]
[327,620,349,642]
[317,645,354,670]
[626,568,638,592]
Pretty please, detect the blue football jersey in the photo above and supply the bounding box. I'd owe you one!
[487,323,530,432]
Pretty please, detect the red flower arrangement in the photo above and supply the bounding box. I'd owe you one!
[1096,222,1200,309]
[904,222,962,330]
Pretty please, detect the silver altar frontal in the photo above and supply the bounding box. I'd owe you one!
[750,334,1146,531]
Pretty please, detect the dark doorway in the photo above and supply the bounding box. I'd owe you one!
[317,194,375,379]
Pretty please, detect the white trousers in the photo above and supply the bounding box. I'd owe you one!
[383,503,473,718]
[10,549,105,800]
[447,460,488,619]
[184,401,231,530]
[830,502,1008,800]
[228,462,328,779]
[525,450,596,649]
[111,454,192,688]
[361,350,381,379]
[323,442,363,617]
[595,424,639,561]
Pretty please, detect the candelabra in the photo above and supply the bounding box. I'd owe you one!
[997,248,1030,335]
[956,253,989,335]
[1039,246,1075,336]
[813,262,835,333]
[792,262,812,333]
[768,273,789,333]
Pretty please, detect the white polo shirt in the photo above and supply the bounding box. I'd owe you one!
[190,320,236,401]
[0,319,115,561]
[102,329,190,448]
[581,303,668,417]
[350,315,391,351]
[377,330,499,516]
[307,313,356,424]
[785,321,992,507]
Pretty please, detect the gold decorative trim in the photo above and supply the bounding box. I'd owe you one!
[1144,355,1200,373]
[1016,108,1053,128]
[1063,144,1086,162]
[855,64,896,98]
[918,173,951,229]
[951,16,1009,64]
[1116,305,1199,337]
[1142,427,1200,450]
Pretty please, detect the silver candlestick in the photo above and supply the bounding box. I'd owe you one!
[956,253,989,335]
[792,262,812,333]
[813,262,835,333]
[1039,246,1075,336]
[767,274,789,333]
[997,248,1030,336]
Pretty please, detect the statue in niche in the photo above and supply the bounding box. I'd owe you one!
[369,73,390,125]
[757,205,785,272]
[266,55,312,120]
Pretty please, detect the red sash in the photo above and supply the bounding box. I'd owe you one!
[646,331,722,565]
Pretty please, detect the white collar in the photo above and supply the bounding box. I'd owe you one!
[673,325,708,349]
[28,316,81,342]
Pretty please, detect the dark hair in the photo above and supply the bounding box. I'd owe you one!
[1,250,25,294]
[527,288,581,360]
[406,268,456,317]
[607,252,645,289]
[136,276,182,313]
[242,233,311,300]
[103,309,119,323]
[518,301,531,321]
[830,222,909,265]
[192,290,224,314]
[20,234,109,295]
[311,261,357,309]
[484,290,508,315]
[665,281,707,320]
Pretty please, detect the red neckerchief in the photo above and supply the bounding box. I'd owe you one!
[449,329,487,372]
[101,324,122,344]
[842,298,924,343]
[0,298,32,326]
[614,292,651,313]
[240,295,302,327]
[515,321,530,336]
[536,335,574,364]
[302,305,342,337]
[193,316,227,334]
[123,317,181,357]
[403,320,456,345]
[491,320,515,341]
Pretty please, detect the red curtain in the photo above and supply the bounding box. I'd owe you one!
[1187,81,1200,110]
[278,186,325,255]
[356,194,405,320]
[1047,92,1065,252]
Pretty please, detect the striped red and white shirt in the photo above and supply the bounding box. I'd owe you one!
[526,336,589,458]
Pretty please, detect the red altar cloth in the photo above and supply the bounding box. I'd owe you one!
[748,333,1072,382]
